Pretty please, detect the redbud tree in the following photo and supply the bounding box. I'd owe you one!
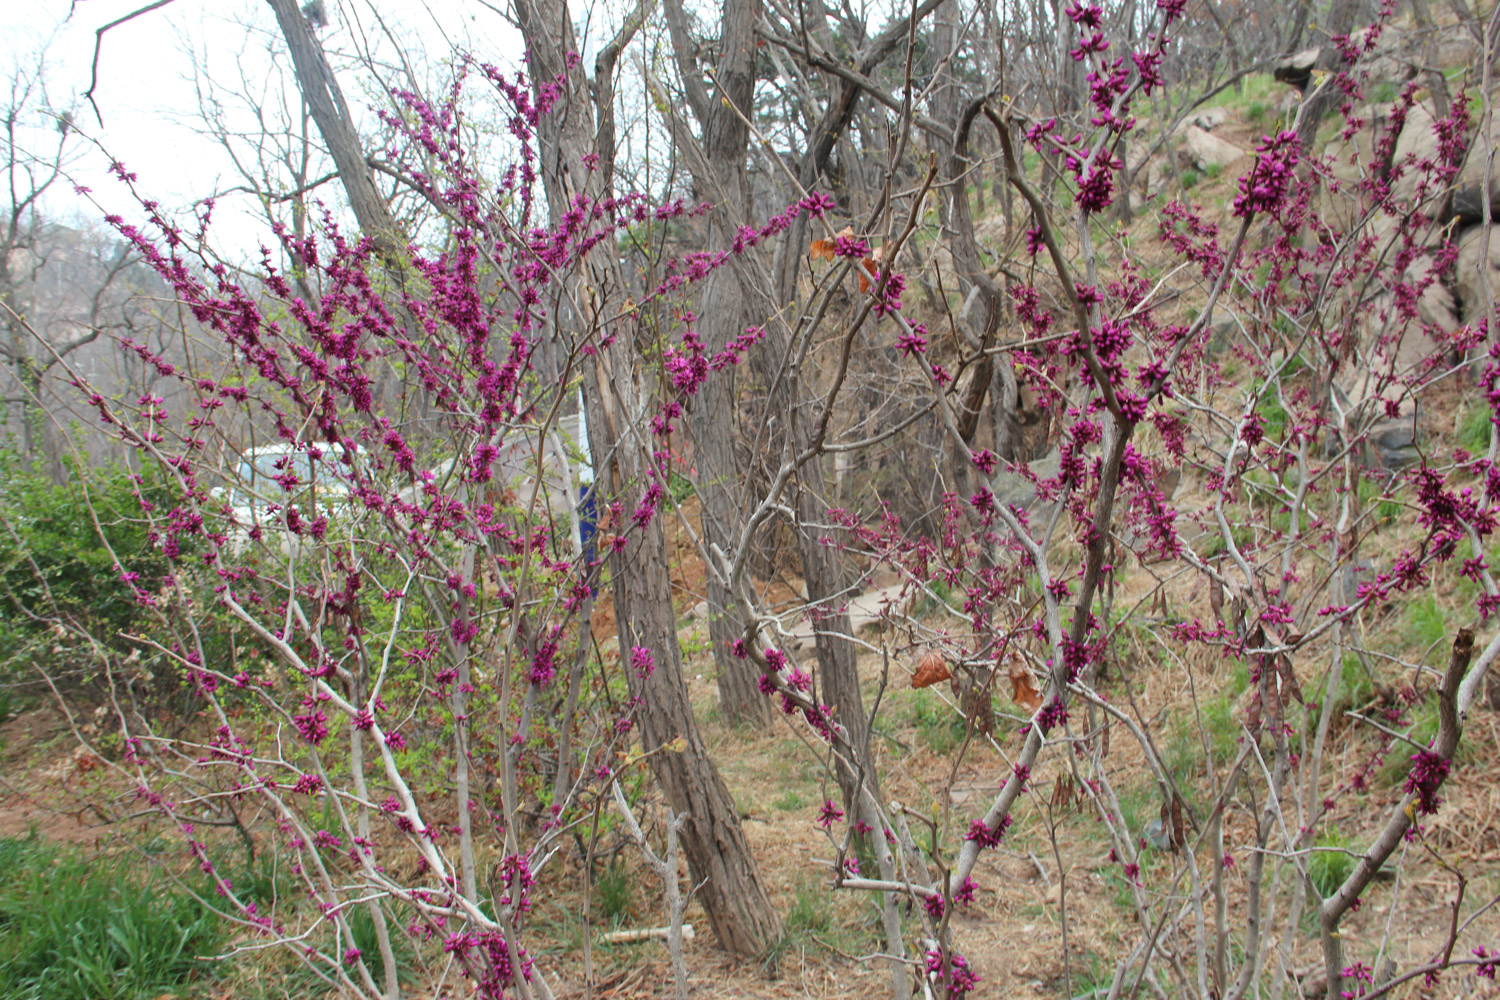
[19,0,1500,996]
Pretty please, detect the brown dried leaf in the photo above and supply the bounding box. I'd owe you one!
[1170,793,1186,851]
[1051,774,1076,812]
[1246,688,1263,731]
[911,650,952,689]
[1276,653,1301,706]
[1009,653,1045,712]
[808,226,854,262]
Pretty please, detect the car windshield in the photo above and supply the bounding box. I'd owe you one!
[232,448,353,507]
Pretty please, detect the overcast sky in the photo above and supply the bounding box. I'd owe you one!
[0,0,526,252]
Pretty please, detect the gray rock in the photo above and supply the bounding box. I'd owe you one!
[993,449,1062,510]
[1389,102,1442,208]
[1273,47,1321,89]
[1456,224,1500,324]
[1451,112,1500,222]
[1181,124,1246,171]
[1190,107,1230,131]
[1370,417,1421,472]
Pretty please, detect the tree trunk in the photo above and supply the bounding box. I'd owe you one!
[265,0,402,262]
[515,0,781,958]
[697,269,774,728]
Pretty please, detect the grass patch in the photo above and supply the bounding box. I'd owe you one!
[910,689,968,755]
[597,861,635,923]
[1308,830,1355,899]
[1458,402,1494,456]
[763,880,836,975]
[1403,595,1448,659]
[773,788,807,811]
[0,833,224,999]
[1357,474,1402,523]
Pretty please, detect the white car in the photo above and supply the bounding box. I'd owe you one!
[214,442,362,556]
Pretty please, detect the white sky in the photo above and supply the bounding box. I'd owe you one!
[0,0,526,253]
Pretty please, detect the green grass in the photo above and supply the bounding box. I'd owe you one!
[1308,830,1355,899]
[910,689,968,755]
[1404,595,1449,658]
[597,861,635,922]
[1256,390,1290,441]
[1357,474,1402,523]
[0,834,224,1000]
[1458,403,1494,456]
[773,788,806,811]
[1376,695,1479,788]
[762,880,836,975]
[1306,654,1375,735]
[1201,690,1239,763]
[1202,72,1278,111]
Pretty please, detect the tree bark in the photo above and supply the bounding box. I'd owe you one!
[265,0,402,261]
[514,0,781,957]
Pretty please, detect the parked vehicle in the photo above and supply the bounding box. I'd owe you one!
[213,441,362,556]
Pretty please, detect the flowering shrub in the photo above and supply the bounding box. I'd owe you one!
[14,0,1500,994]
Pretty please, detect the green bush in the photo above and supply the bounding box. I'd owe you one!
[0,834,224,999]
[0,456,183,694]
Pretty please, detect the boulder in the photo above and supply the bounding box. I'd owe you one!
[1370,416,1422,472]
[1322,104,1392,185]
[1144,156,1175,199]
[1452,119,1500,222]
[1180,124,1246,172]
[1388,101,1442,207]
[1274,47,1321,90]
[1456,224,1500,324]
[993,449,1062,510]
[1331,266,1452,474]
[1190,107,1229,131]
[1333,288,1451,410]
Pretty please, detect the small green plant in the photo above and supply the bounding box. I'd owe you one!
[1308,830,1355,898]
[597,862,634,922]
[1247,100,1267,123]
[667,470,695,503]
[678,631,708,660]
[911,577,955,616]
[346,904,415,987]
[1182,169,1201,189]
[1205,162,1222,180]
